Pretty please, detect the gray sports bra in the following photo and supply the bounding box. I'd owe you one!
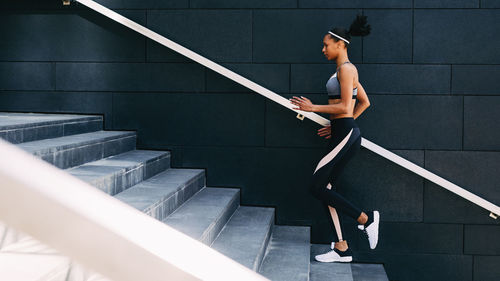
[327,61,358,99]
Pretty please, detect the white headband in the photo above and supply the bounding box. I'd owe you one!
[328,31,350,44]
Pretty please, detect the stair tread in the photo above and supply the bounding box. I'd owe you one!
[162,187,239,243]
[310,244,353,281]
[0,112,103,144]
[0,112,101,130]
[310,244,390,281]
[17,130,135,153]
[115,168,205,211]
[68,149,168,178]
[72,149,168,167]
[259,225,310,281]
[351,263,389,281]
[211,206,274,271]
[67,149,171,195]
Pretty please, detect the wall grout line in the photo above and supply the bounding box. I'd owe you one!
[5,7,500,11]
[423,149,426,223]
[450,64,453,94]
[53,62,57,91]
[145,10,148,63]
[462,95,465,151]
[361,8,364,63]
[412,0,415,64]
[1,89,498,97]
[251,9,254,64]
[463,224,466,255]
[111,92,114,130]
[2,61,500,66]
[471,254,475,281]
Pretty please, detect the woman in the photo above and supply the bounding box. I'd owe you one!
[290,14,379,263]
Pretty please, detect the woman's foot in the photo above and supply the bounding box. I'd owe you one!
[358,210,380,249]
[314,242,353,263]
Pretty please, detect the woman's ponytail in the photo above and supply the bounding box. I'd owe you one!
[347,14,371,37]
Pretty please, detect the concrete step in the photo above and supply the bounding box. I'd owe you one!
[16,130,136,169]
[0,112,102,144]
[310,244,353,281]
[310,244,389,281]
[115,168,206,221]
[259,225,311,281]
[162,187,240,245]
[0,150,170,251]
[351,263,389,281]
[210,206,274,271]
[68,149,171,196]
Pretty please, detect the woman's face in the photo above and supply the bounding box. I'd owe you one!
[322,34,342,61]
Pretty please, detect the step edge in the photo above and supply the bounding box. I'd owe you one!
[0,115,102,131]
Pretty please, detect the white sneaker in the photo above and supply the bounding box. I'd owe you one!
[358,210,380,249]
[314,242,353,263]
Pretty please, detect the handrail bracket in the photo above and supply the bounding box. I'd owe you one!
[489,212,498,220]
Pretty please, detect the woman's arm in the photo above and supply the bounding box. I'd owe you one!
[352,82,370,120]
[290,65,356,114]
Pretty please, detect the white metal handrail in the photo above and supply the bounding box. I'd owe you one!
[70,0,499,219]
[0,138,270,281]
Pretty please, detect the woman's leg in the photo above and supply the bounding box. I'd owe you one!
[322,200,344,241]
[312,120,363,262]
[309,127,364,221]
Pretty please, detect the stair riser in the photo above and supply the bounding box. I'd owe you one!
[210,207,275,272]
[254,219,274,272]
[144,155,171,179]
[259,226,311,281]
[200,193,240,246]
[143,174,205,221]
[76,154,171,196]
[0,119,102,144]
[37,135,136,169]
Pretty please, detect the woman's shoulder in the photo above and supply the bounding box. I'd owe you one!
[338,62,357,71]
[337,63,357,77]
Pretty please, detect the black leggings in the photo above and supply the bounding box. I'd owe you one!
[309,117,363,242]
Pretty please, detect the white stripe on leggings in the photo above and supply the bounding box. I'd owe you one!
[313,128,353,174]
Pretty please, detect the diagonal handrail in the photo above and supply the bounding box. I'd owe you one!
[69,0,499,220]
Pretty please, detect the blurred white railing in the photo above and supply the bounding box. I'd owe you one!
[68,0,499,220]
[0,138,269,281]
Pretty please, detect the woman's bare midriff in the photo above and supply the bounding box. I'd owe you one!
[328,98,356,120]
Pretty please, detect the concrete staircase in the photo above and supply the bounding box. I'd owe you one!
[0,112,389,281]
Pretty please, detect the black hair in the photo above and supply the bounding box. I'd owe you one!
[328,14,371,48]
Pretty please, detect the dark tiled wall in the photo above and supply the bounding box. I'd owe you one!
[0,1,499,280]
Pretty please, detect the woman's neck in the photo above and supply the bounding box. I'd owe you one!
[335,53,349,68]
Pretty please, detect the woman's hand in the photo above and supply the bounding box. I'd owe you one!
[318,125,331,139]
[290,96,315,112]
